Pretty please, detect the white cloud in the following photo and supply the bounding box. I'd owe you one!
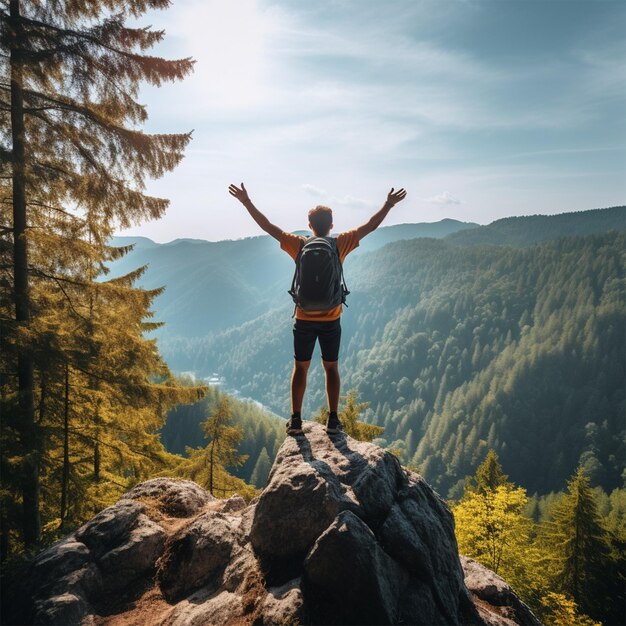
[331,195,373,210]
[302,183,327,197]
[301,184,373,210]
[425,191,462,206]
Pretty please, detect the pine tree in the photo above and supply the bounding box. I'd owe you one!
[1,0,195,548]
[314,389,384,442]
[250,447,271,488]
[465,449,511,496]
[545,467,617,622]
[172,396,253,499]
[454,483,529,576]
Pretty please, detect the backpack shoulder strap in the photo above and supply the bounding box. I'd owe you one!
[327,236,350,304]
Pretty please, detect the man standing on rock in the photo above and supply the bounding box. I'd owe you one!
[229,183,407,435]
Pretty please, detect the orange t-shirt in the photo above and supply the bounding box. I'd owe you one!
[280,230,360,321]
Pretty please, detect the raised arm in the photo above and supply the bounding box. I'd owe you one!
[355,187,407,240]
[228,183,283,241]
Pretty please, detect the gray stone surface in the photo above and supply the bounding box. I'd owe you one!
[123,477,215,516]
[20,427,539,626]
[75,499,145,560]
[461,556,543,626]
[98,513,166,592]
[156,510,240,602]
[32,592,89,626]
[304,509,405,625]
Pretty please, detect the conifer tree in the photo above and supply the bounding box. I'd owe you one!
[315,389,384,442]
[465,449,511,496]
[1,0,196,548]
[545,467,620,623]
[454,483,529,576]
[171,396,253,498]
[250,447,271,488]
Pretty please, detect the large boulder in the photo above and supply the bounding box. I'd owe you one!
[156,511,241,602]
[303,510,405,625]
[123,478,215,517]
[250,422,473,625]
[19,423,540,626]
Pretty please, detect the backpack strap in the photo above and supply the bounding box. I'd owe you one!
[288,237,306,317]
[328,237,350,306]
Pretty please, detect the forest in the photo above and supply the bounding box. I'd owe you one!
[157,227,625,496]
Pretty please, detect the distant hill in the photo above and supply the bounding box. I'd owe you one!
[353,219,479,253]
[108,208,624,339]
[445,205,625,247]
[108,219,477,338]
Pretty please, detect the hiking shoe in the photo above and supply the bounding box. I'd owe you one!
[286,416,303,435]
[326,414,342,433]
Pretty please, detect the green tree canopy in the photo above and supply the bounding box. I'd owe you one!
[543,467,622,623]
[1,0,198,550]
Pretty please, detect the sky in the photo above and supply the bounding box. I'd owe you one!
[116,0,626,242]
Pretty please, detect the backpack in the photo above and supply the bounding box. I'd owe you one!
[288,236,349,313]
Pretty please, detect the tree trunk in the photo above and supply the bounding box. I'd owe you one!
[60,363,70,528]
[10,0,40,547]
[209,439,215,496]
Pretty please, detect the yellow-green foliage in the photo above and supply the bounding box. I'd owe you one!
[453,484,529,576]
[451,452,619,625]
[315,389,384,442]
[1,0,198,555]
[165,396,259,501]
[540,592,601,626]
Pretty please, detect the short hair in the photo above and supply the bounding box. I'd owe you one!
[308,205,333,236]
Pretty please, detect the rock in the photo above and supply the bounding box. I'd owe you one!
[304,509,404,625]
[156,511,240,602]
[249,423,405,564]
[250,459,344,563]
[32,592,89,626]
[258,577,305,625]
[23,536,103,624]
[29,536,93,595]
[461,556,543,626]
[379,472,468,624]
[97,513,166,592]
[75,499,145,560]
[221,493,247,513]
[123,477,215,516]
[160,589,244,626]
[21,424,538,626]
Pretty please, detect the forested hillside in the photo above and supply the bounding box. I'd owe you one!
[108,219,477,338]
[446,205,624,247]
[159,227,625,496]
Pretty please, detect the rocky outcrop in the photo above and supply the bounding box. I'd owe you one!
[461,557,543,626]
[17,423,541,625]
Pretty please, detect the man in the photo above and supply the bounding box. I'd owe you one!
[228,183,407,435]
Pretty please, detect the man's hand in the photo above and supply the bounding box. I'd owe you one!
[228,182,283,241]
[228,182,250,204]
[386,187,407,207]
[355,186,407,241]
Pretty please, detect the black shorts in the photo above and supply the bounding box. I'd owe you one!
[293,319,341,362]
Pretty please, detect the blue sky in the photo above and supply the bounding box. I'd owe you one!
[118,0,626,242]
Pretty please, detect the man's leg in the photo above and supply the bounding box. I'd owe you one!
[291,359,311,414]
[322,359,340,413]
[318,319,342,430]
[291,320,317,417]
